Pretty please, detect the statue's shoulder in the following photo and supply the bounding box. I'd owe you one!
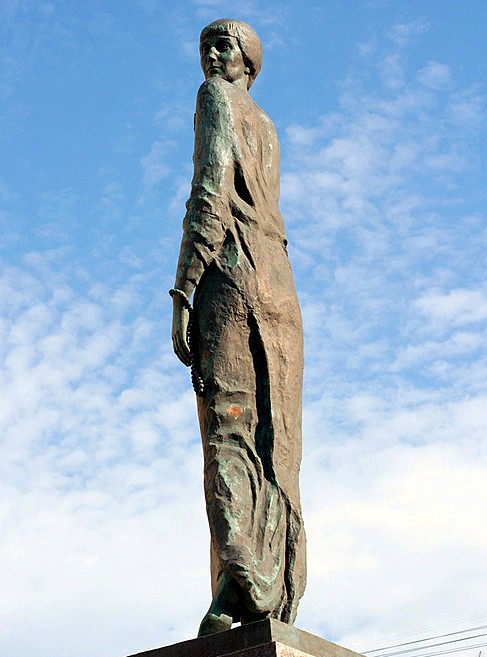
[197,78,230,101]
[197,78,248,108]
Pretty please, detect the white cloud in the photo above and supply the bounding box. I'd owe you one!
[414,288,487,328]
[281,28,487,652]
[299,391,487,646]
[140,140,172,196]
[1,8,486,657]
[0,254,214,656]
[388,21,429,48]
[380,53,405,90]
[447,85,485,128]
[418,62,451,90]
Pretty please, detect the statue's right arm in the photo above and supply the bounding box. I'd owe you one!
[172,79,235,365]
[171,236,206,366]
[171,296,191,366]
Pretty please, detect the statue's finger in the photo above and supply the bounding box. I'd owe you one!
[175,333,190,366]
[181,342,191,365]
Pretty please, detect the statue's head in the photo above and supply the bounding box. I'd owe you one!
[200,18,263,90]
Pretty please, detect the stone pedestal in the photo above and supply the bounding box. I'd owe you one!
[126,619,364,657]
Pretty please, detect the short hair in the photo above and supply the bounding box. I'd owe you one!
[200,18,263,90]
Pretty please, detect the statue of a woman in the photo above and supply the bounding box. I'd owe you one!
[171,18,306,637]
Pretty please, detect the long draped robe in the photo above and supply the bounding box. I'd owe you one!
[174,77,306,623]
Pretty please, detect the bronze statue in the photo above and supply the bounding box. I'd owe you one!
[171,18,306,637]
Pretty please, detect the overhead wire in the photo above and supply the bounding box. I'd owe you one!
[407,640,487,657]
[363,627,487,655]
[370,632,487,657]
[355,614,487,654]
[364,625,487,654]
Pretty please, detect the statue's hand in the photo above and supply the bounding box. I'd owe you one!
[172,299,191,366]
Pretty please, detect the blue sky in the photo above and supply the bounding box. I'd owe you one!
[1,2,486,657]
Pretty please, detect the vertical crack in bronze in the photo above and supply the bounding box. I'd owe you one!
[234,161,254,207]
[247,311,276,486]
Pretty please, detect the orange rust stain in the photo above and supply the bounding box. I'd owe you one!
[226,404,243,419]
[204,350,210,360]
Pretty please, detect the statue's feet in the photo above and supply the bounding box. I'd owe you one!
[240,610,269,625]
[198,612,232,637]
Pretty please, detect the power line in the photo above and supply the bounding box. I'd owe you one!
[364,626,487,655]
[372,633,487,657]
[355,614,487,653]
[407,640,487,657]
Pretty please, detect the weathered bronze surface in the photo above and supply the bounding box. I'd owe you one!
[171,18,306,636]
[127,619,365,657]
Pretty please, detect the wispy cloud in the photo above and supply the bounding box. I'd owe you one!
[1,7,485,657]
[279,22,486,647]
[0,252,212,655]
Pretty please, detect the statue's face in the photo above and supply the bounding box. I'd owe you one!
[200,32,248,88]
